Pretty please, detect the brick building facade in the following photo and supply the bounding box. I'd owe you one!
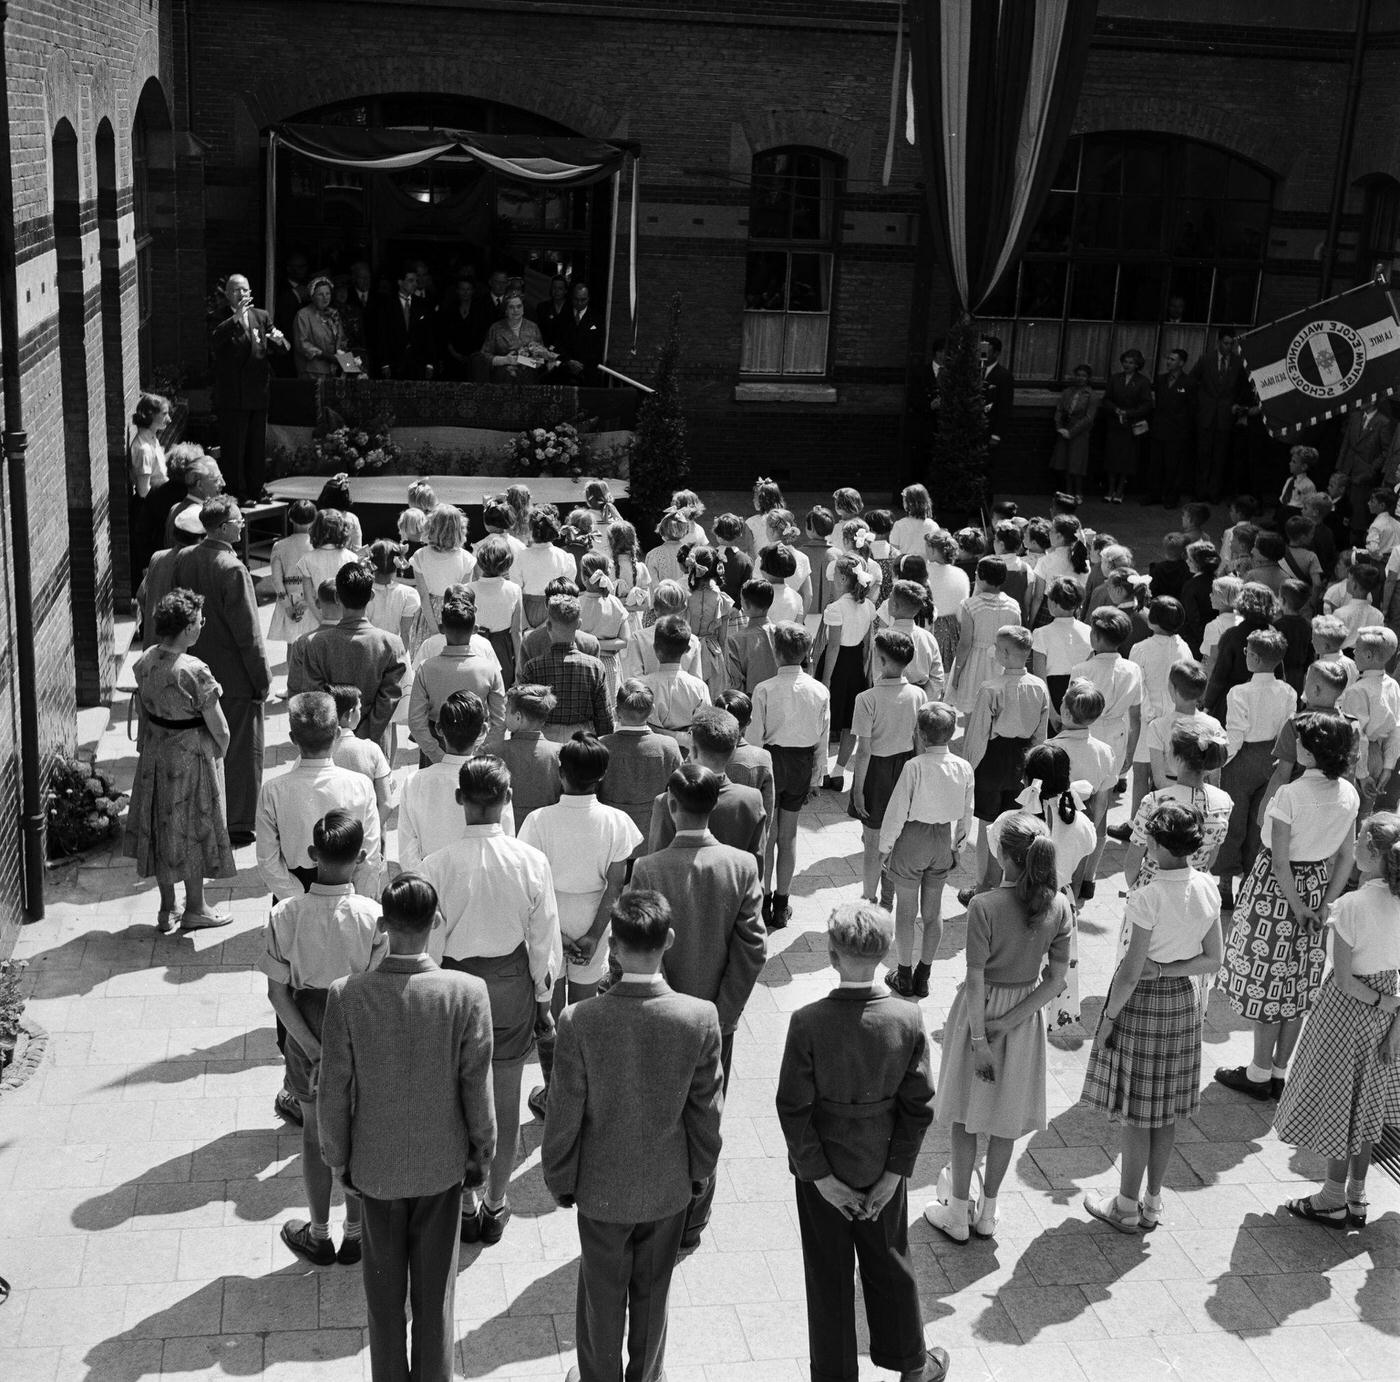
[0,0,1396,943]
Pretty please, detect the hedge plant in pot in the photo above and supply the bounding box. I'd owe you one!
[0,958,27,1072]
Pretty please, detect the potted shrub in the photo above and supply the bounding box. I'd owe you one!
[0,958,27,1073]
[45,752,127,860]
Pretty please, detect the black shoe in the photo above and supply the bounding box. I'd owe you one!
[460,1203,484,1243]
[229,830,256,847]
[1270,1076,1285,1101]
[527,1084,549,1120]
[768,896,790,931]
[822,773,845,792]
[912,962,931,998]
[480,1201,510,1245]
[1114,777,1128,794]
[1078,880,1097,902]
[281,1219,336,1266]
[1214,1065,1273,1101]
[889,965,915,997]
[956,886,977,907]
[762,894,774,929]
[336,1235,362,1266]
[1106,823,1133,843]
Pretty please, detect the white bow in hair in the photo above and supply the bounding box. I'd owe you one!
[1016,779,1095,817]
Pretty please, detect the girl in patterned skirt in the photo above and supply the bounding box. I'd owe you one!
[1215,711,1361,1102]
[1273,811,1400,1229]
[1082,802,1223,1233]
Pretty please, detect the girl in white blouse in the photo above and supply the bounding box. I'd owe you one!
[1274,810,1400,1229]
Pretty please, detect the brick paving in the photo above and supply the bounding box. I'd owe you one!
[0,495,1397,1381]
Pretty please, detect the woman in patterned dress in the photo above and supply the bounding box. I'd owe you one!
[1215,712,1361,1101]
[122,589,236,933]
[1274,811,1400,1229]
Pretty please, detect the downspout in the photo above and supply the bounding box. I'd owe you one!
[0,0,46,919]
[1320,0,1371,299]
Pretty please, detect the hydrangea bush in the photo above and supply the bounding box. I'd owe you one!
[46,753,126,858]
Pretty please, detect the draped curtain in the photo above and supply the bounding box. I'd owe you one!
[908,0,1098,313]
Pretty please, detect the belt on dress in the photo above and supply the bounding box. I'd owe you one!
[146,712,205,730]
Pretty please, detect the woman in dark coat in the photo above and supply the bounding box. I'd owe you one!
[1050,363,1098,506]
[1203,581,1279,718]
[1102,348,1153,504]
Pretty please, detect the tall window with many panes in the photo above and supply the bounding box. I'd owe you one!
[741,147,841,377]
[132,113,153,382]
[979,132,1273,383]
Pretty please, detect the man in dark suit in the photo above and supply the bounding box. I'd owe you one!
[543,889,723,1382]
[339,260,376,374]
[645,706,766,869]
[288,562,406,753]
[1330,401,1396,541]
[483,268,511,321]
[1146,347,1197,508]
[981,334,1014,450]
[557,282,605,387]
[171,497,272,843]
[437,275,492,380]
[777,903,945,1382]
[629,763,765,1247]
[373,265,435,380]
[320,873,497,1382]
[1191,329,1246,501]
[273,250,311,339]
[209,274,289,500]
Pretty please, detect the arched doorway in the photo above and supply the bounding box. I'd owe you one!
[53,118,106,706]
[273,93,613,304]
[96,118,132,597]
[133,78,176,378]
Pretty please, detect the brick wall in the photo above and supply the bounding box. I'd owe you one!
[0,1,170,951]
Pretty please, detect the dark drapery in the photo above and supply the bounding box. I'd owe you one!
[909,0,1097,312]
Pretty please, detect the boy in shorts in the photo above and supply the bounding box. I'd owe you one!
[262,810,383,1266]
[750,621,831,929]
[879,702,973,998]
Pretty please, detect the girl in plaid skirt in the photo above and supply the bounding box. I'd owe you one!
[1215,712,1361,1102]
[1082,802,1224,1233]
[1273,811,1400,1230]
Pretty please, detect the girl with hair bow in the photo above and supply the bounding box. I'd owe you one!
[683,544,735,699]
[1017,743,1097,1031]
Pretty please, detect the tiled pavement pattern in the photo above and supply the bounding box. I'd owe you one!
[0,494,1397,1381]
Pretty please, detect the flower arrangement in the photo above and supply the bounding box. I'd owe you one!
[502,421,583,478]
[0,958,27,1044]
[46,753,127,859]
[306,415,401,475]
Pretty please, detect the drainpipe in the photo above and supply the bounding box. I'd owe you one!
[1320,0,1371,299]
[0,0,46,919]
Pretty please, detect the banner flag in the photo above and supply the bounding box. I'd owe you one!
[1238,280,1400,438]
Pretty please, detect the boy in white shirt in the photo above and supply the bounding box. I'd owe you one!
[1143,659,1224,793]
[885,580,945,698]
[1365,487,1400,559]
[327,684,393,832]
[1032,576,1092,720]
[1217,628,1297,909]
[1279,445,1319,514]
[1333,561,1387,650]
[1310,614,1359,689]
[1339,626,1400,810]
[1068,607,1143,781]
[641,616,712,753]
[1056,678,1122,901]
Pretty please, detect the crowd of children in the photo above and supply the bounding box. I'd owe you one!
[127,470,1400,1381]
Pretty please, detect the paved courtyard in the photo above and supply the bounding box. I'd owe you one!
[1,495,1398,1381]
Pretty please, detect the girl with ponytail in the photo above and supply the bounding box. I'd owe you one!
[1082,800,1224,1234]
[923,811,1072,1244]
[1019,744,1098,1031]
[1273,811,1400,1230]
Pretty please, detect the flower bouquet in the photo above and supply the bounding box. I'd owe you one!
[308,415,401,475]
[502,421,583,478]
[46,753,127,859]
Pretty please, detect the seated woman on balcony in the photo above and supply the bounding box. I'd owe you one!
[482,290,556,383]
[293,276,350,378]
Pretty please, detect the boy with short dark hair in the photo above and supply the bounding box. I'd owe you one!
[1276,579,1314,692]
[1142,659,1223,791]
[1148,532,1190,602]
[1335,559,1386,650]
[498,682,563,825]
[327,684,393,831]
[1366,486,1400,558]
[264,810,383,1267]
[1056,678,1119,900]
[642,615,712,752]
[318,873,496,1382]
[599,679,683,842]
[543,890,723,1382]
[1244,529,1289,596]
[776,903,944,1382]
[1282,516,1324,608]
[1180,502,1212,547]
[1068,607,1143,781]
[717,688,777,879]
[750,621,831,929]
[728,578,780,693]
[1180,541,1221,657]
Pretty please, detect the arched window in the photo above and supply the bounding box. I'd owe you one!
[1354,175,1400,286]
[979,132,1274,383]
[741,147,841,377]
[132,102,153,379]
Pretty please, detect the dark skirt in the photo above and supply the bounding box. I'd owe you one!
[443,943,535,1064]
[849,750,914,829]
[522,592,549,630]
[974,735,1030,822]
[483,626,516,688]
[1082,975,1202,1128]
[827,643,869,734]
